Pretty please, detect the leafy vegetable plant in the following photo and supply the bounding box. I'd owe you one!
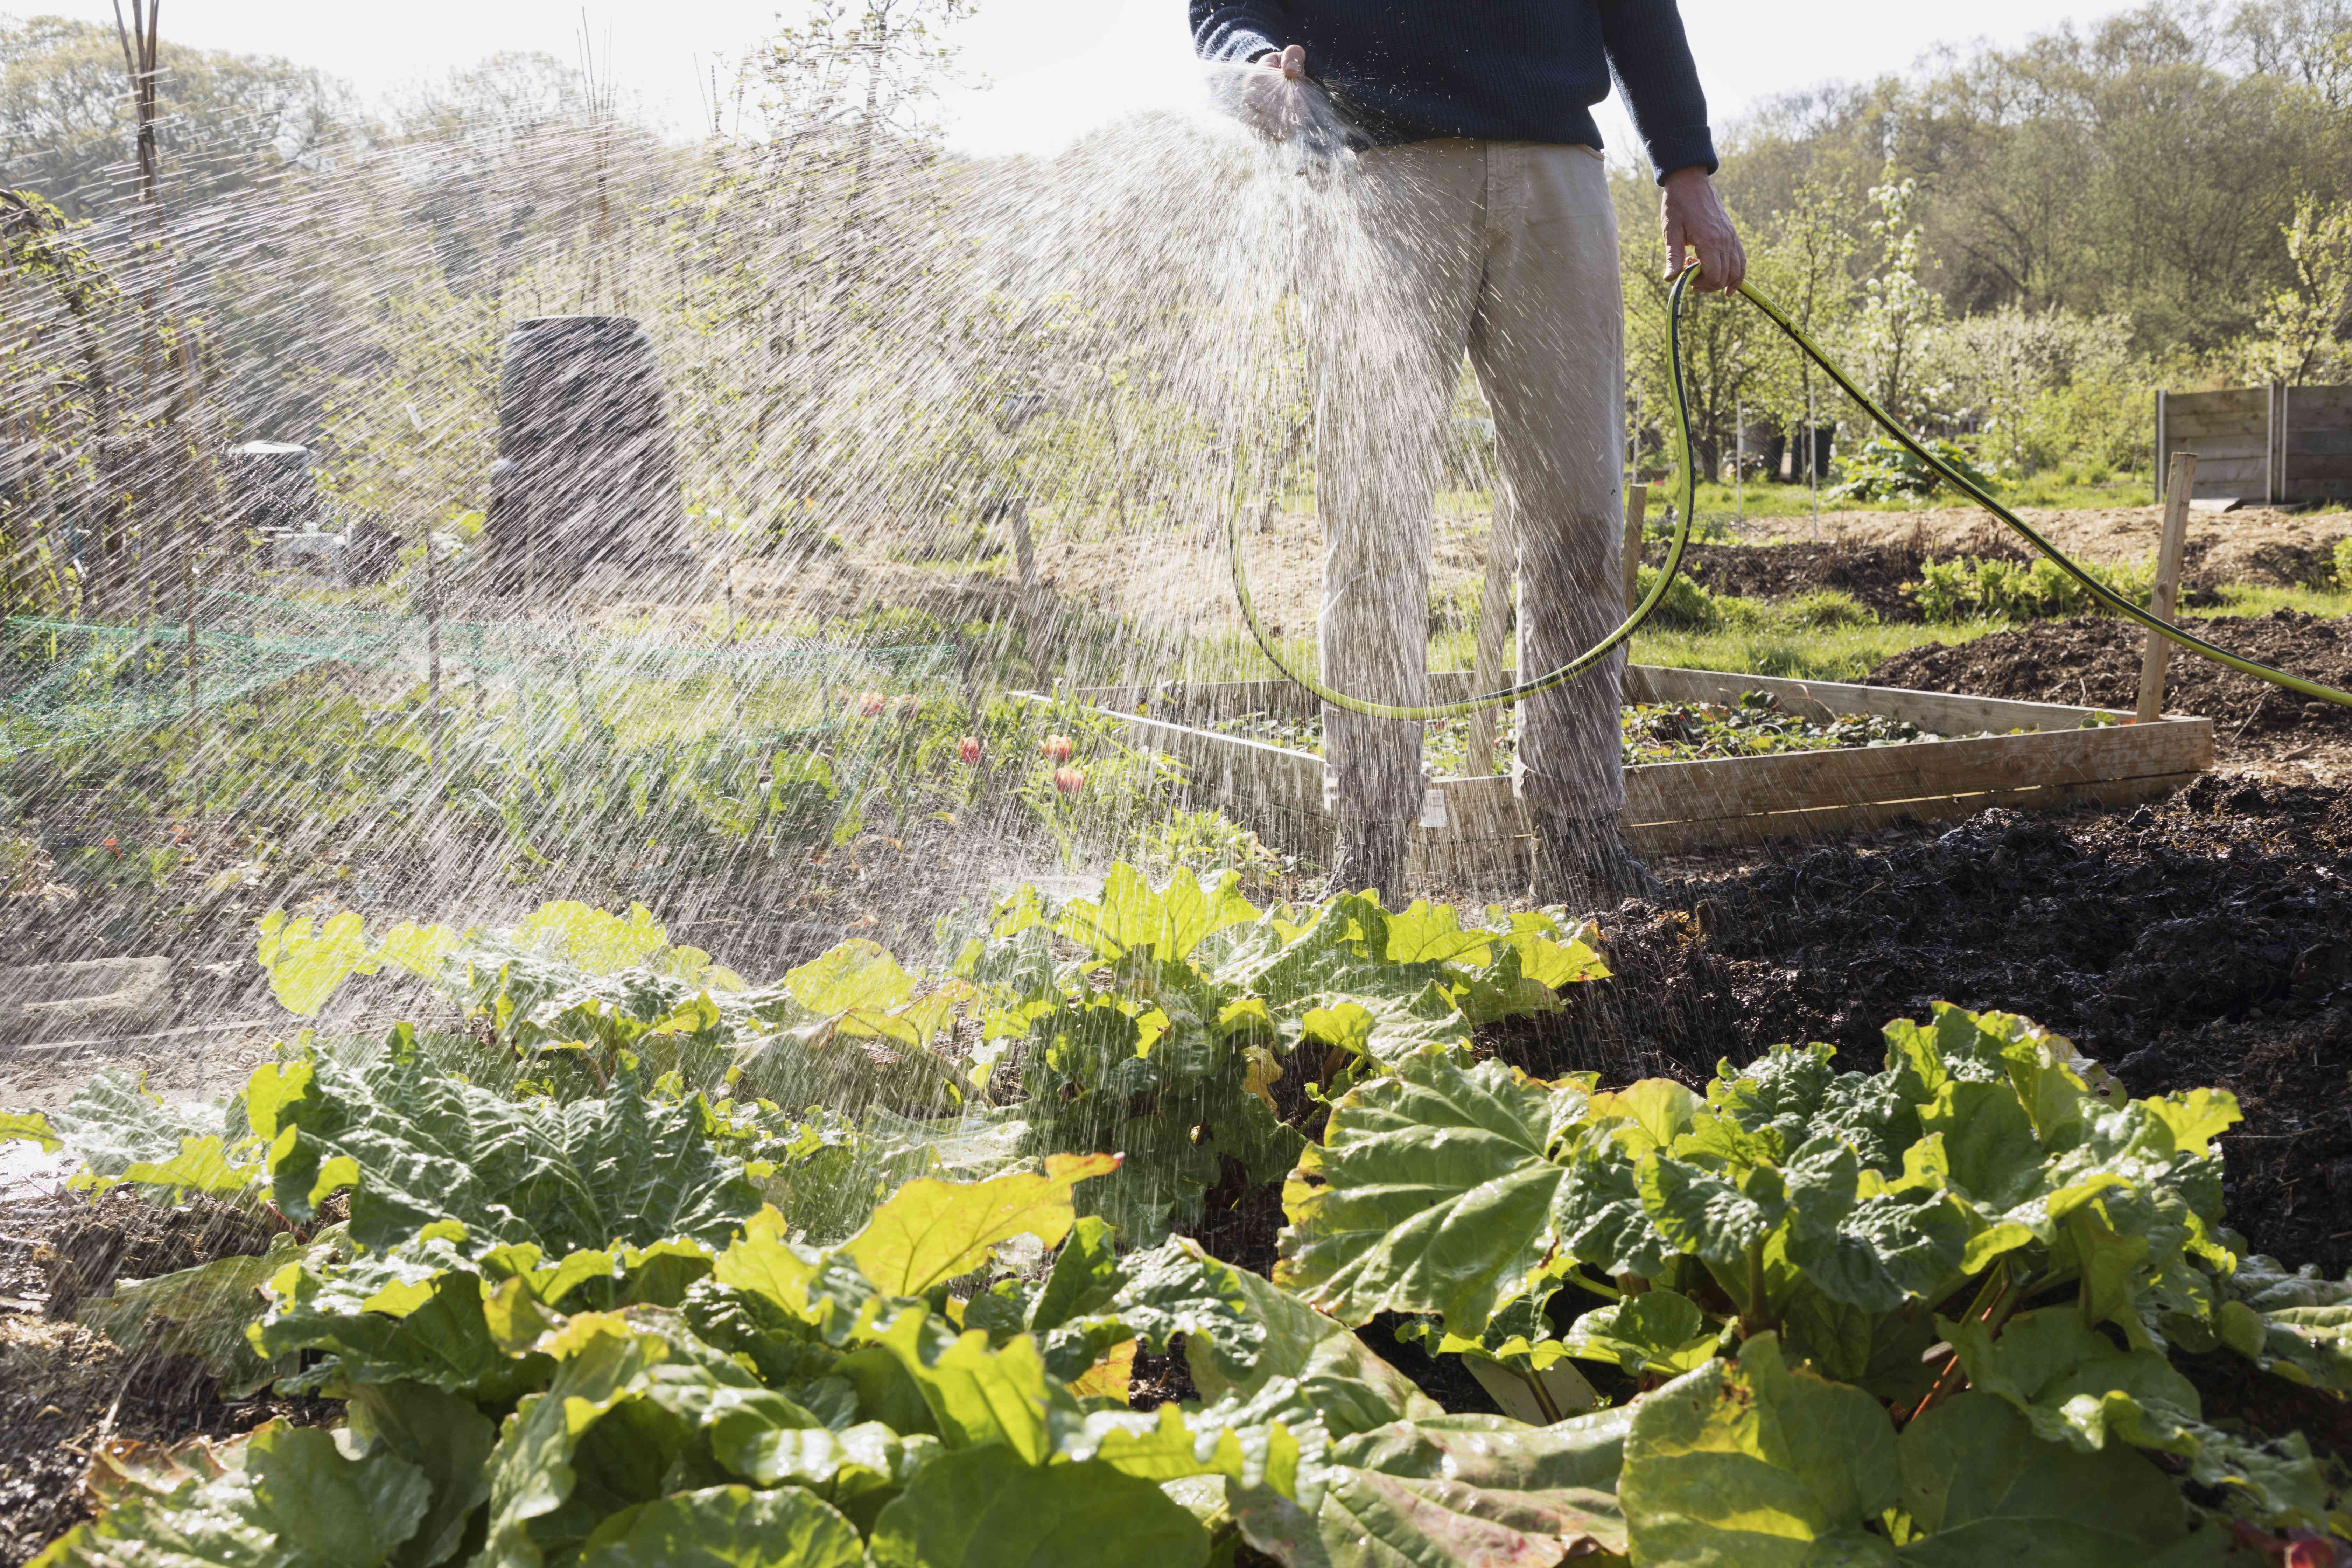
[11,1036,1636,1568]
[960,867,1607,1238]
[1278,1003,2351,1561]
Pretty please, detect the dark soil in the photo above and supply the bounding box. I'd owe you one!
[0,1189,322,1568]
[1868,610,2352,749]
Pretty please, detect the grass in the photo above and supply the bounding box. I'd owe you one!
[2188,582,2352,620]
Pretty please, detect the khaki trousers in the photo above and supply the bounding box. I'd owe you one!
[1309,139,1625,824]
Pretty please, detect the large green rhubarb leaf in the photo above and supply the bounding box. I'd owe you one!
[1620,1333,1900,1568]
[840,1152,1120,1298]
[868,1446,1208,1568]
[1895,1393,2195,1567]
[1298,1410,1632,1568]
[1276,1047,1571,1335]
[252,1039,762,1254]
[576,1485,866,1568]
[31,1423,430,1568]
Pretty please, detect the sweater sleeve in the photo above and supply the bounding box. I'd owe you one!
[1190,1,1289,63]
[1597,0,1719,183]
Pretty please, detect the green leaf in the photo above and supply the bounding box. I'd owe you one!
[1621,1333,1899,1568]
[257,1051,761,1255]
[1896,1393,2191,1565]
[577,1485,866,1568]
[2252,1304,2352,1393]
[869,1445,1209,1568]
[252,1426,432,1567]
[1939,1308,2202,1452]
[1303,1410,1632,1567]
[252,1240,522,1397]
[510,901,670,974]
[34,1422,431,1568]
[841,1152,1121,1298]
[787,938,918,1015]
[709,1412,939,1519]
[1638,1151,1779,1268]
[869,1309,1076,1462]
[1917,1082,2045,1214]
[1056,864,1258,963]
[1277,1048,1568,1335]
[43,1071,233,1189]
[1113,1239,1440,1440]
[1558,1289,1723,1377]
[343,1380,498,1568]
[1027,1214,1121,1332]
[79,1227,342,1398]
[1,1108,61,1151]
[475,1314,742,1568]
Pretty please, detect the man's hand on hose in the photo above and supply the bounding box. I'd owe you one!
[1661,167,1745,293]
[1234,43,1308,140]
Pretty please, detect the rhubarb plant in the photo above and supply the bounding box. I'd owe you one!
[1278,1003,2351,1560]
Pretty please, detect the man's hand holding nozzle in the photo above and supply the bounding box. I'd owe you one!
[1236,43,1310,140]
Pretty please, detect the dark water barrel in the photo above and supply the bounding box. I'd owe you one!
[223,441,321,530]
[484,316,685,593]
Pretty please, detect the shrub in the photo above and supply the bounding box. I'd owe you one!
[1634,565,1722,630]
[2335,534,2352,592]
[1828,437,2000,503]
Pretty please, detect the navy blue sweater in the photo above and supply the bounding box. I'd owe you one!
[1190,0,1717,181]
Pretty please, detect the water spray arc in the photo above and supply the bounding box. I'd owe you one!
[1230,267,2352,720]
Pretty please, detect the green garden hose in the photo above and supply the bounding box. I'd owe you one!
[1230,266,2352,719]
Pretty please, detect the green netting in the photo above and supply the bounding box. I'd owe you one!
[1,590,957,755]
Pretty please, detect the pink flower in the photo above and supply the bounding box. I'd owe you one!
[853,691,886,717]
[1052,766,1085,796]
[1040,734,1074,764]
[957,736,982,765]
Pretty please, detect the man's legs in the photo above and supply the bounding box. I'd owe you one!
[1307,140,1482,903]
[1466,144,1658,903]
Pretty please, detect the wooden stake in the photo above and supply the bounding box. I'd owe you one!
[1622,483,1651,615]
[2136,451,2196,724]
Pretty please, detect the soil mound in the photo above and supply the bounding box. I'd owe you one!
[1865,610,2352,744]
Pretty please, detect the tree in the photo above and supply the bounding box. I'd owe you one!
[0,15,357,219]
[2234,194,2352,381]
[1849,178,1949,426]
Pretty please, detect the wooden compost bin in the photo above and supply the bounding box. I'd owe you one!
[2156,383,2352,505]
[1029,668,2213,886]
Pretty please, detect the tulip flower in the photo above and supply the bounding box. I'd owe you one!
[1052,766,1085,795]
[957,736,982,765]
[1041,734,1074,763]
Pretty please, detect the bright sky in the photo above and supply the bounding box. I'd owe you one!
[47,0,2128,162]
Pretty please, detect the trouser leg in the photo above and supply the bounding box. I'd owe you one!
[1308,141,1482,822]
[1466,142,1626,821]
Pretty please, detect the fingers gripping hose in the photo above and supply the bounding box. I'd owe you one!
[1231,268,2352,719]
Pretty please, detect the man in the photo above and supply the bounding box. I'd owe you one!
[1192,2,1745,909]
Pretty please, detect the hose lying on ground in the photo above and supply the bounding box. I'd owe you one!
[1230,266,2352,719]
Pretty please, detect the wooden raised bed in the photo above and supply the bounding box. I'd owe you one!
[1027,667,2213,884]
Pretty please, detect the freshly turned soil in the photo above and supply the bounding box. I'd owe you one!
[1868,610,2352,750]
